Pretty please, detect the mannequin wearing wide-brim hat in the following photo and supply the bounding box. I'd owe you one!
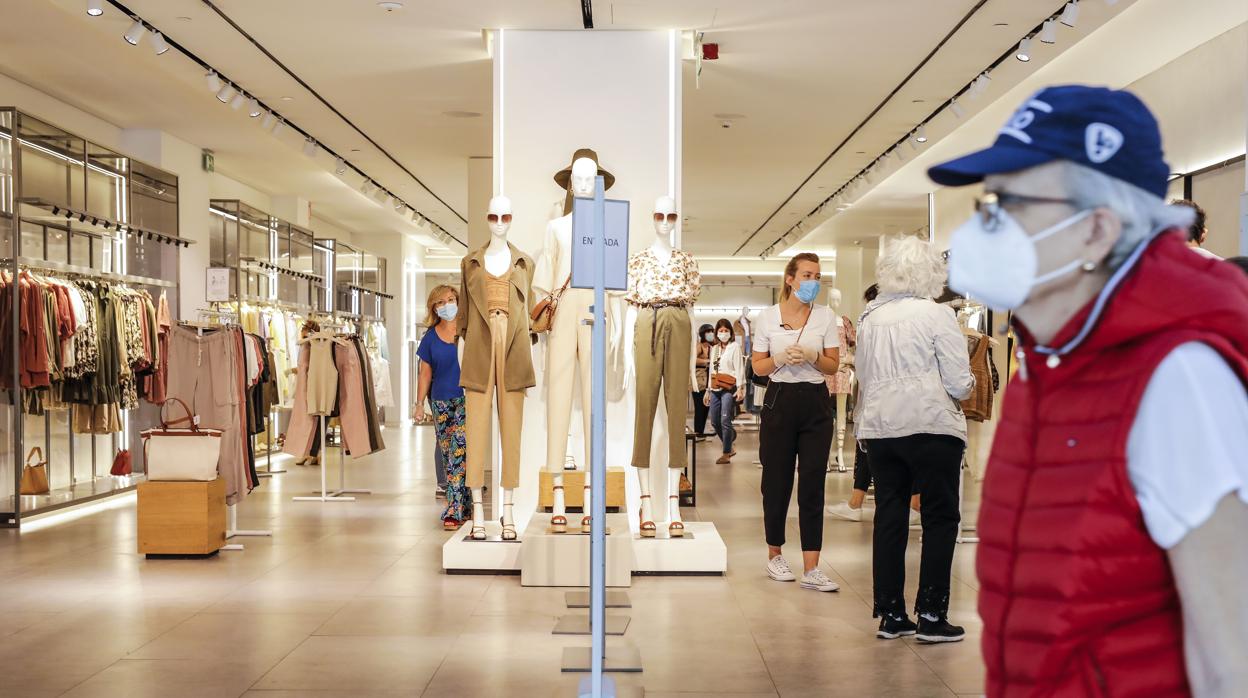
[534,150,619,533]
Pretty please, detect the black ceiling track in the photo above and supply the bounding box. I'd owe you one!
[733,0,992,255]
[196,0,467,226]
[581,0,594,29]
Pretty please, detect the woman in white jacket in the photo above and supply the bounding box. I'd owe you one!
[705,318,746,463]
[855,236,973,643]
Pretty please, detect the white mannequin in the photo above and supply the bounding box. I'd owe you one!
[629,195,691,536]
[827,288,851,472]
[541,157,599,531]
[470,195,518,540]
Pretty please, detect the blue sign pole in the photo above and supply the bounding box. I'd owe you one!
[590,175,608,697]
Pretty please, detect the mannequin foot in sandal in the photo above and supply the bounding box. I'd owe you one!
[550,480,568,534]
[638,494,656,538]
[469,493,487,540]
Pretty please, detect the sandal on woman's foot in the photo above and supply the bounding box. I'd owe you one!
[638,494,656,538]
[443,520,462,531]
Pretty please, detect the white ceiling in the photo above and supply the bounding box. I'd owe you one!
[0,0,1235,259]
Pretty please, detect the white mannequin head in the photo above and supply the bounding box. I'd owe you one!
[653,195,677,244]
[487,195,512,239]
[828,288,843,310]
[570,158,597,198]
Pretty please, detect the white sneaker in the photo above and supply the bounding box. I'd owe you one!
[826,501,863,522]
[800,568,840,592]
[909,509,921,528]
[767,555,796,582]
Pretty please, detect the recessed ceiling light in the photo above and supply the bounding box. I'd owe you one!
[443,110,482,118]
[993,22,1009,27]
[176,16,192,22]
[912,99,925,103]
[712,112,747,120]
[280,96,295,102]
[350,148,362,153]
[377,1,404,10]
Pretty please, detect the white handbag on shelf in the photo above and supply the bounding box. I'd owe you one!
[141,398,223,482]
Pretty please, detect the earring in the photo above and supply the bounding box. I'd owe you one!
[1081,261,1097,273]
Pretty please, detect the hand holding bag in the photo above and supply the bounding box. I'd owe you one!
[19,447,50,495]
[530,275,571,334]
[141,398,223,482]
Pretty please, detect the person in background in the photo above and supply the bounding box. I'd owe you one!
[415,285,471,530]
[826,282,920,529]
[855,236,974,643]
[692,323,714,440]
[705,318,746,464]
[1226,256,1248,275]
[929,85,1248,695]
[1172,198,1220,259]
[751,252,842,593]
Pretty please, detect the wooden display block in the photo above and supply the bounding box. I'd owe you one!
[138,478,227,556]
[538,467,625,512]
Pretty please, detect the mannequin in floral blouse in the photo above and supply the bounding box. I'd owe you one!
[623,195,701,538]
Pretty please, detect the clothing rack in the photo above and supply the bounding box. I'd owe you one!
[13,256,177,289]
[292,328,372,503]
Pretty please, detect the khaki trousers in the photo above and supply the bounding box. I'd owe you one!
[631,306,691,469]
[465,311,524,489]
[545,287,592,472]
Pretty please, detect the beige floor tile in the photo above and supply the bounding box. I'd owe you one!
[253,635,447,692]
[60,659,265,698]
[127,612,328,666]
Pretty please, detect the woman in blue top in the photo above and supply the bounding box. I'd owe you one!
[415,285,471,530]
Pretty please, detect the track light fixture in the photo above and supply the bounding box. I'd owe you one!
[261,112,276,130]
[361,180,375,196]
[302,139,318,157]
[1016,36,1033,62]
[216,83,236,104]
[87,0,103,17]
[230,92,247,110]
[950,99,965,119]
[123,20,146,46]
[205,70,221,93]
[1040,19,1058,44]
[394,199,405,213]
[335,157,347,175]
[247,98,262,118]
[150,31,170,55]
[272,118,285,136]
[1060,1,1080,28]
[914,125,928,143]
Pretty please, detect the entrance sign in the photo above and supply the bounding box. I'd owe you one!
[571,196,629,291]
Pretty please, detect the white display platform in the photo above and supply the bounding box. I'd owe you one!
[631,521,727,575]
[442,521,524,574]
[520,513,633,587]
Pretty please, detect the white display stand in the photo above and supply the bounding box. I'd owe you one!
[631,522,727,574]
[521,513,633,587]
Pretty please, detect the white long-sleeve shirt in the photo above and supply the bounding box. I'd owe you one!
[709,340,746,390]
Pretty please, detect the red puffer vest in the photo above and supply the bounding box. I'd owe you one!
[979,232,1248,697]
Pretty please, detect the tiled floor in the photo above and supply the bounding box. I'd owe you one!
[0,424,986,697]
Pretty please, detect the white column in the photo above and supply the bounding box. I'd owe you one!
[494,29,682,530]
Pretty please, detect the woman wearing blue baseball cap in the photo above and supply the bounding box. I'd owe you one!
[929,85,1248,696]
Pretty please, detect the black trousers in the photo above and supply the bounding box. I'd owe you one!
[760,382,833,551]
[853,439,871,492]
[866,434,963,616]
[691,390,710,434]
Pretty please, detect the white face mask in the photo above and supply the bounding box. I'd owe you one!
[703,332,715,343]
[948,207,1093,311]
[717,331,731,343]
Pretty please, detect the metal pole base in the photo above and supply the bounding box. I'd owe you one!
[554,614,630,636]
[293,495,355,502]
[221,544,245,552]
[566,591,631,609]
[561,646,643,673]
[331,488,372,496]
[228,529,272,538]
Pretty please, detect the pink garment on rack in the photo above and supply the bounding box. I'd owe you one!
[334,341,378,459]
[283,347,318,459]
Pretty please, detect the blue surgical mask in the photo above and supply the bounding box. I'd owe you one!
[794,279,820,304]
[436,303,458,321]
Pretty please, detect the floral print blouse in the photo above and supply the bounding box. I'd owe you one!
[624,248,701,307]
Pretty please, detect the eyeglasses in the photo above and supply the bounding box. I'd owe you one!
[653,212,678,223]
[975,191,1077,231]
[487,213,513,224]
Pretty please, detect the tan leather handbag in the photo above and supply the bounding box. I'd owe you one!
[141,398,223,482]
[20,447,50,495]
[531,275,571,334]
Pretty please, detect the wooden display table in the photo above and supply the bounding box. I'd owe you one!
[137,478,227,557]
[538,467,625,512]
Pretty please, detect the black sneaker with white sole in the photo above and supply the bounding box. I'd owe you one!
[876,614,918,640]
[916,616,965,643]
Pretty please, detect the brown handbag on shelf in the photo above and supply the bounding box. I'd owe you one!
[530,275,571,334]
[19,447,50,495]
[110,449,132,476]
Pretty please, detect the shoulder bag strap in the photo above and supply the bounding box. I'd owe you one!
[25,446,44,466]
[160,397,198,431]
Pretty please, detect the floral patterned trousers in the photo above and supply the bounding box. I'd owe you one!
[432,397,471,523]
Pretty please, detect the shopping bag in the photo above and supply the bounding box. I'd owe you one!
[141,398,222,481]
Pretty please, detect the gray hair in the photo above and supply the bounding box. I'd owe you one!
[1061,161,1195,270]
[876,235,947,299]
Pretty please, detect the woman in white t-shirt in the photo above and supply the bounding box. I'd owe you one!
[750,252,842,593]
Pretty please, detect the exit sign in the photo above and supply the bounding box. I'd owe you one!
[202,150,215,173]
